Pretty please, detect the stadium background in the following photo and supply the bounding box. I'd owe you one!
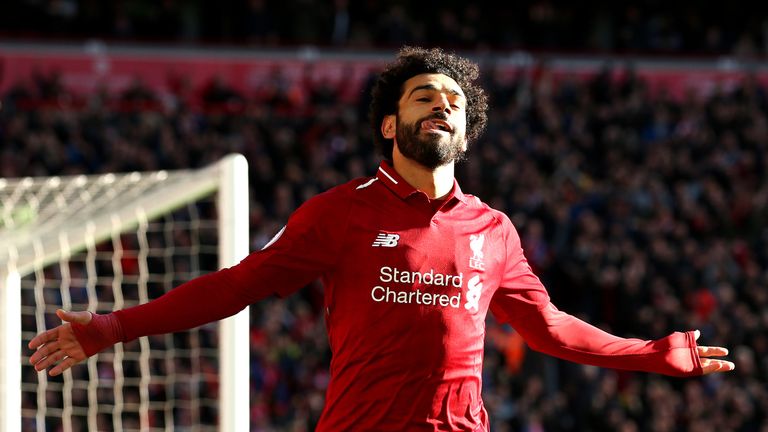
[3,1,768,431]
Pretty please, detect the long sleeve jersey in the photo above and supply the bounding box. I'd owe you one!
[105,161,702,431]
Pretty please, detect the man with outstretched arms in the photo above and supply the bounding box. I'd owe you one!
[29,47,734,431]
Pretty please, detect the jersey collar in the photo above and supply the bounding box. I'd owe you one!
[376,160,469,206]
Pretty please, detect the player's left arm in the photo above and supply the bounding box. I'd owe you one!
[491,214,734,377]
[491,294,734,377]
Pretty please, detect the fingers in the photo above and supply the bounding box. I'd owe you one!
[697,345,729,358]
[701,358,736,375]
[693,330,735,374]
[33,349,68,372]
[29,340,60,365]
[28,328,59,350]
[56,309,92,325]
[693,330,730,358]
[29,340,84,376]
[49,356,81,376]
[29,339,79,375]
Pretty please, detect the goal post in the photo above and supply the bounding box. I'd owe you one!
[217,155,250,432]
[1,270,21,432]
[0,153,250,431]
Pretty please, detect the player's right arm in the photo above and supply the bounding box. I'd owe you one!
[28,186,353,376]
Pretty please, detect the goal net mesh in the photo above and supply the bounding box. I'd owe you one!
[2,165,232,432]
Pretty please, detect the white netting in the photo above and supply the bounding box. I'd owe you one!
[0,160,247,432]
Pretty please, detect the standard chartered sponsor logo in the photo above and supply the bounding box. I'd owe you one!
[378,266,464,287]
[371,286,461,307]
[371,266,464,308]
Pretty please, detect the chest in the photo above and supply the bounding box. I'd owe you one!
[330,204,504,318]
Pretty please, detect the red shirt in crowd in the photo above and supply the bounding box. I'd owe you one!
[107,161,701,431]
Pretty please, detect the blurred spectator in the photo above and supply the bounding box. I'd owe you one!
[5,2,768,56]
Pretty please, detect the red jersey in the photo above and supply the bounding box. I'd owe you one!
[113,161,702,431]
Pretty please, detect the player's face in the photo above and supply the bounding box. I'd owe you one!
[392,73,468,169]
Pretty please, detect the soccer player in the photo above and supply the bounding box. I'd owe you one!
[28,46,734,431]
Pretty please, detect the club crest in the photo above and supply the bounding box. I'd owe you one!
[469,233,485,270]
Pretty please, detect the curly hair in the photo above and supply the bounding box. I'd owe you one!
[369,46,489,161]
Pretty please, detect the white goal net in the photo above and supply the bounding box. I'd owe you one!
[0,154,250,432]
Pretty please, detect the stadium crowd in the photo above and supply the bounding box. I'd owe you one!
[3,1,768,57]
[4,58,768,431]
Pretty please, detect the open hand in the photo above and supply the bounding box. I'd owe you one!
[28,309,92,376]
[694,330,735,375]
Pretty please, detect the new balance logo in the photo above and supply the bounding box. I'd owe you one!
[372,232,400,247]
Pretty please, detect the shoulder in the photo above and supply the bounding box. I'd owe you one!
[462,193,515,230]
[460,193,522,248]
[314,175,378,199]
[293,176,376,216]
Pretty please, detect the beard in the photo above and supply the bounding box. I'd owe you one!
[395,115,466,169]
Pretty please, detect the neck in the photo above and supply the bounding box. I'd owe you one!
[391,146,455,199]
